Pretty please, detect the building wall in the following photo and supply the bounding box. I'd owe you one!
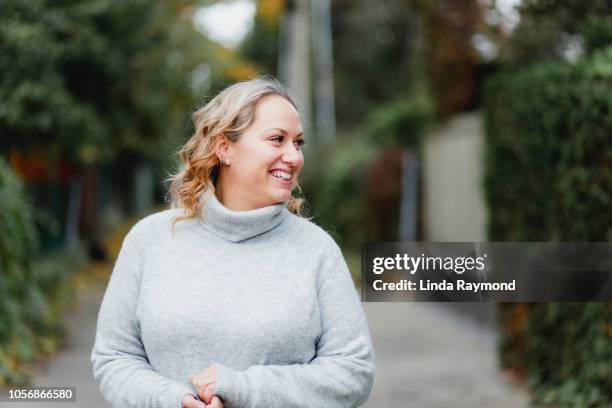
[422,112,487,242]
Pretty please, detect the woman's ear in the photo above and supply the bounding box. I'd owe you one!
[214,134,232,165]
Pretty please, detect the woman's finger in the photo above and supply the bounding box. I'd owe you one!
[202,383,215,403]
[182,394,206,408]
[210,396,224,408]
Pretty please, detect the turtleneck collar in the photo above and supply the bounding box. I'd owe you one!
[198,190,289,243]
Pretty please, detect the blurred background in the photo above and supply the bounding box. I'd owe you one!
[1,0,610,407]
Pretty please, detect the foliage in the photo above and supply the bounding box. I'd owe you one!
[331,0,419,126]
[364,87,433,149]
[501,0,612,64]
[484,47,612,407]
[0,0,213,164]
[416,0,487,117]
[330,0,491,122]
[301,137,376,250]
[0,158,85,385]
[580,16,612,55]
[523,303,611,407]
[239,0,284,77]
[484,49,612,242]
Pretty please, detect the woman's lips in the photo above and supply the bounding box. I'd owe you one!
[269,171,293,187]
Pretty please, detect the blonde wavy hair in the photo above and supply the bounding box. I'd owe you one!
[167,76,306,230]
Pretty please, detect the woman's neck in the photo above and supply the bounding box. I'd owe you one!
[214,184,253,212]
[214,170,256,211]
[198,189,287,242]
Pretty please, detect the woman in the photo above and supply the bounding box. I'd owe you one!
[91,77,375,408]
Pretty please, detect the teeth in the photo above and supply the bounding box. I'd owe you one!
[271,170,292,181]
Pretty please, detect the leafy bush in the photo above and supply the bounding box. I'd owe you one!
[502,0,612,64]
[0,0,209,164]
[365,88,433,149]
[581,16,612,54]
[484,47,612,407]
[0,158,84,385]
[301,138,376,250]
[304,85,431,251]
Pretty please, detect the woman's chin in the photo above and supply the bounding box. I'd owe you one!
[266,181,293,201]
[268,189,291,204]
[276,193,291,203]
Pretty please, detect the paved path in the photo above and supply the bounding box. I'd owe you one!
[0,283,109,408]
[1,286,530,407]
[362,303,530,407]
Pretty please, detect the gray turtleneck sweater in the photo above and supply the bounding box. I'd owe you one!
[90,192,375,408]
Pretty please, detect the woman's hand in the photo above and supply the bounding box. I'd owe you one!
[189,365,217,404]
[182,394,205,408]
[181,394,223,408]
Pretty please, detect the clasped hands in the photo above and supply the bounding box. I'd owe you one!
[182,365,224,408]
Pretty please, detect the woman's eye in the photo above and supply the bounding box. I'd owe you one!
[270,135,305,149]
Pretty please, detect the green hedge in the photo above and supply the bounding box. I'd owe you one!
[302,138,376,250]
[0,158,83,385]
[303,86,432,250]
[364,88,433,149]
[484,47,612,407]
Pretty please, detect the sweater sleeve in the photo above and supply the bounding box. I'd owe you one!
[213,240,375,408]
[90,226,194,408]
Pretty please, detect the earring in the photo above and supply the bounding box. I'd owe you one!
[222,159,230,166]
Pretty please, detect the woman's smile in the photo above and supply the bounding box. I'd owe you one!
[269,168,294,188]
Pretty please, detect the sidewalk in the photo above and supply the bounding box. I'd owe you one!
[0,281,109,408]
[362,302,530,407]
[1,285,530,408]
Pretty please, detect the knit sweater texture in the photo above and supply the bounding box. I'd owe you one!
[90,191,375,408]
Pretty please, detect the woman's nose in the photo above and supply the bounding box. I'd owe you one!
[282,143,303,165]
